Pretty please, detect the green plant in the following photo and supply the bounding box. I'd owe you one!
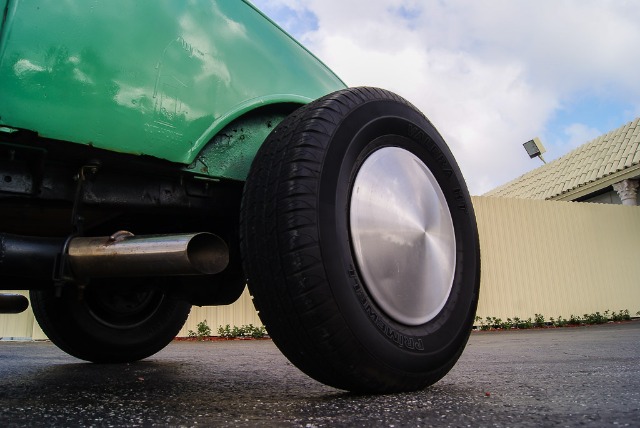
[475,316,491,331]
[505,317,533,329]
[554,316,568,327]
[512,317,519,329]
[583,312,608,325]
[245,324,268,338]
[490,317,503,329]
[568,314,582,325]
[188,320,212,340]
[474,309,635,332]
[519,317,533,329]
[534,313,546,328]
[217,324,235,338]
[485,316,495,330]
[611,309,631,322]
[500,318,512,329]
[474,316,490,331]
[217,324,268,339]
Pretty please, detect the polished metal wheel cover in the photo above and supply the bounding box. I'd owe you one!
[349,147,456,325]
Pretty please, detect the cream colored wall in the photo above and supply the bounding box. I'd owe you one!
[472,196,640,321]
[2,197,639,340]
[0,291,35,339]
[177,287,262,337]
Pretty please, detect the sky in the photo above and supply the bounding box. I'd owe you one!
[250,0,640,195]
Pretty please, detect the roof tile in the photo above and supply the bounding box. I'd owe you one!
[485,117,640,199]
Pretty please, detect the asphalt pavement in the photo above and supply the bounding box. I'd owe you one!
[1,320,638,427]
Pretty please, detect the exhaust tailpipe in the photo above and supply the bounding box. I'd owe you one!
[0,231,229,281]
[68,231,229,278]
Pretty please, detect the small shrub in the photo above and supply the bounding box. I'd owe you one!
[475,309,634,333]
[188,320,212,340]
[499,318,512,330]
[475,316,491,331]
[474,316,482,329]
[475,309,635,334]
[486,316,497,330]
[491,317,503,329]
[217,324,234,338]
[583,312,607,325]
[553,316,568,327]
[568,314,582,325]
[511,317,520,329]
[520,317,533,329]
[534,314,546,328]
[245,324,268,338]
[217,324,268,339]
[611,310,631,322]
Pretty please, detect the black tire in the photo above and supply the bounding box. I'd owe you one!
[240,87,480,393]
[30,277,191,363]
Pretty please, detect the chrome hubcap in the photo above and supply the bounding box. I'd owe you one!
[349,147,456,325]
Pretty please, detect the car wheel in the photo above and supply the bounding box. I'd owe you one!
[240,87,480,393]
[30,277,191,363]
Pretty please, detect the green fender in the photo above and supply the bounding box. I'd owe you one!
[184,105,297,180]
[0,0,345,180]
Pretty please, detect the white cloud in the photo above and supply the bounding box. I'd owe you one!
[312,34,557,193]
[558,123,602,156]
[253,0,640,194]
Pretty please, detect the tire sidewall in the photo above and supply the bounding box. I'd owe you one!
[318,99,480,373]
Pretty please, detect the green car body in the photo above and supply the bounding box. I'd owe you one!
[0,0,345,179]
[0,0,348,361]
[0,1,480,394]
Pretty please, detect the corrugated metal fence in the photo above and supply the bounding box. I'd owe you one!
[473,196,640,320]
[177,288,262,337]
[2,196,639,339]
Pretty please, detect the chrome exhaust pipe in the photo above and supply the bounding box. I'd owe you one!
[68,231,229,278]
[0,231,229,281]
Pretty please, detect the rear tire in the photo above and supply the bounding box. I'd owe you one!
[240,87,480,393]
[31,278,191,363]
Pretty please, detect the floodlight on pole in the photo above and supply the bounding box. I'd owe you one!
[523,137,547,164]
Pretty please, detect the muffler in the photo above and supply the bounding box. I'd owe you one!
[0,234,65,279]
[0,231,229,281]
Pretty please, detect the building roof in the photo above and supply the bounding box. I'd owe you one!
[485,117,640,200]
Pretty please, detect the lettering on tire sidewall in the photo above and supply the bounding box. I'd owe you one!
[349,264,425,351]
